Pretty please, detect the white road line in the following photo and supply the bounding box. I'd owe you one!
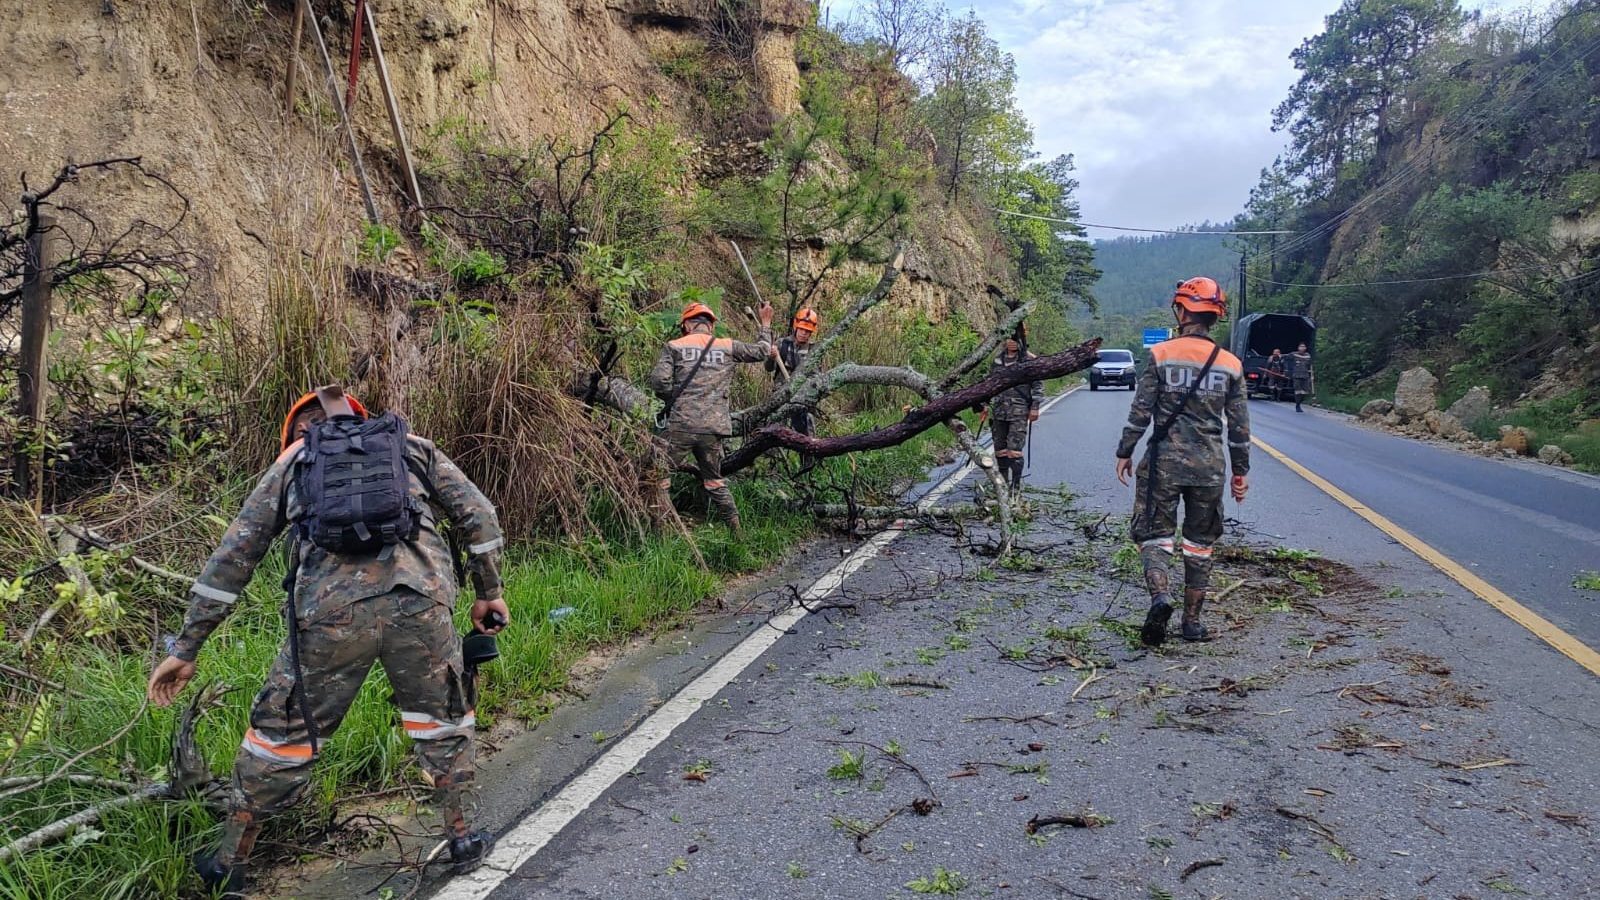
[432,386,1080,900]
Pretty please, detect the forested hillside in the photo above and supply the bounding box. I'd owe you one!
[1233,0,1600,462]
[1089,229,1239,318]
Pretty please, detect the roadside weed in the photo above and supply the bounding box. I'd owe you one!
[906,867,968,894]
[827,749,866,780]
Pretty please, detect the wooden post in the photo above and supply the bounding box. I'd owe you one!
[364,1,423,209]
[14,215,53,505]
[285,0,305,116]
[344,0,367,113]
[300,0,381,224]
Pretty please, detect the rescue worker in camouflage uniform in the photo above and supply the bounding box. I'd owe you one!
[147,389,507,893]
[766,307,821,437]
[978,333,1042,493]
[649,299,774,532]
[1289,341,1314,412]
[1115,277,1250,646]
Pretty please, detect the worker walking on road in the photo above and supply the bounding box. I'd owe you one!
[650,299,775,532]
[1115,277,1250,645]
[979,329,1042,494]
[1289,342,1314,412]
[146,387,508,893]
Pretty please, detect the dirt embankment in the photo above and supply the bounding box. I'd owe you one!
[0,0,994,327]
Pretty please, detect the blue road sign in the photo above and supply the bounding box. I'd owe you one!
[1142,327,1170,347]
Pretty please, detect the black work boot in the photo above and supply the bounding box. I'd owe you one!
[449,830,496,875]
[193,850,246,896]
[1140,593,1174,647]
[1181,588,1211,642]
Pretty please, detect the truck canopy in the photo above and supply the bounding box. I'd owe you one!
[1233,313,1315,359]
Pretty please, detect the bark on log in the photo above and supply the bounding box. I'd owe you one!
[722,338,1101,474]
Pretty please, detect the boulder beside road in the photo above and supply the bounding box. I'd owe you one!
[1394,367,1440,418]
[1446,385,1493,426]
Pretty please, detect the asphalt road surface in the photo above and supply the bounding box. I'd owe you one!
[1037,390,1600,649]
[408,388,1600,900]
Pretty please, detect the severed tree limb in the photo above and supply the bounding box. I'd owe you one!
[722,339,1101,474]
[0,782,169,862]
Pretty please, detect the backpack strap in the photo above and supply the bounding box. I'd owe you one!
[656,334,715,430]
[1150,341,1222,446]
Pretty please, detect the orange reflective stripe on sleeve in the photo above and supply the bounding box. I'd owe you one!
[703,479,727,490]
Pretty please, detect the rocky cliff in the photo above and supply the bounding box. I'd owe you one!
[0,0,996,328]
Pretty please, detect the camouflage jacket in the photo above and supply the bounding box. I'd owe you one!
[765,335,812,384]
[1116,334,1250,487]
[1288,351,1314,385]
[648,326,772,436]
[986,351,1043,421]
[171,435,503,662]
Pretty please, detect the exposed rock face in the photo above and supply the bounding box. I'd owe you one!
[1446,386,1493,427]
[1393,367,1439,418]
[1359,398,1394,419]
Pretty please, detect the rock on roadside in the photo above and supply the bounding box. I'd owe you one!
[1538,444,1574,467]
[1359,398,1394,419]
[1500,425,1533,455]
[1446,386,1492,427]
[1394,367,1439,419]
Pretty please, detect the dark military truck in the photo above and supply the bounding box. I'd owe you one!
[1231,313,1315,400]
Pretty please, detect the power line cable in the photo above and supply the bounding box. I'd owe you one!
[991,208,1295,235]
[1246,259,1592,289]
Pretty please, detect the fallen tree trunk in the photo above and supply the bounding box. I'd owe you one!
[722,338,1102,474]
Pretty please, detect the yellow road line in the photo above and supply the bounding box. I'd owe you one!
[1253,436,1600,678]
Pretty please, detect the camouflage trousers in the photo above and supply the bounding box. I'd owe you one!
[230,587,474,824]
[656,430,739,523]
[1130,477,1225,599]
[992,417,1028,459]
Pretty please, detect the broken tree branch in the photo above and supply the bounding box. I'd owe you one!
[722,339,1101,474]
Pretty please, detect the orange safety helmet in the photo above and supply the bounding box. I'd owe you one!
[1172,276,1227,319]
[679,302,718,327]
[792,308,820,334]
[281,390,369,450]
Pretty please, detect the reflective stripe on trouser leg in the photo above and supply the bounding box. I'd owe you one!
[405,715,477,839]
[1139,538,1175,600]
[1182,539,1215,590]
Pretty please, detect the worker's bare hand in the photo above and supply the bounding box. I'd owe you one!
[472,597,511,634]
[1028,410,1040,422]
[1115,457,1133,486]
[757,301,774,326]
[1231,474,1249,503]
[769,344,780,359]
[147,655,196,707]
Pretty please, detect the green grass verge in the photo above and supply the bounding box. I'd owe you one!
[0,410,958,897]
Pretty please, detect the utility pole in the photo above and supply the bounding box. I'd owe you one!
[1235,250,1248,356]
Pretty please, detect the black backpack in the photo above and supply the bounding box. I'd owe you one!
[295,412,422,553]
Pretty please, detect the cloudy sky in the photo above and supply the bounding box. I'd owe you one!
[829,0,1549,237]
